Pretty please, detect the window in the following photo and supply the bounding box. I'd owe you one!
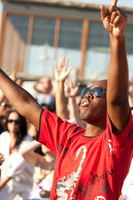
[84,22,110,80]
[125,26,133,76]
[27,17,56,76]
[57,19,83,70]
[2,15,29,73]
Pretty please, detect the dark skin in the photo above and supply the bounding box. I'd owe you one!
[101,0,129,133]
[80,80,107,137]
[0,0,129,140]
[80,0,129,137]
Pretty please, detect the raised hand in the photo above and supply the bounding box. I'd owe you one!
[100,0,127,39]
[54,57,72,82]
[65,78,80,98]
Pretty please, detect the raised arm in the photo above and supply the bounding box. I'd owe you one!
[33,79,43,94]
[0,69,42,130]
[19,140,41,156]
[54,57,72,120]
[65,78,86,128]
[101,0,130,131]
[0,70,17,105]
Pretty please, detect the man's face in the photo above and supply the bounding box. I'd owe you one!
[80,80,107,123]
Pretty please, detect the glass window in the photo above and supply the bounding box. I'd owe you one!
[125,25,133,55]
[2,15,29,73]
[8,14,29,43]
[57,19,82,70]
[84,22,110,80]
[27,17,56,76]
[125,26,133,76]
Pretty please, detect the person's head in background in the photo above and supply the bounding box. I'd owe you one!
[40,77,52,94]
[5,109,27,147]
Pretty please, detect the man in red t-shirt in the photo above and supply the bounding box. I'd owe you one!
[0,0,132,199]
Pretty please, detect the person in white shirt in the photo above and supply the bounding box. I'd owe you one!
[0,109,34,200]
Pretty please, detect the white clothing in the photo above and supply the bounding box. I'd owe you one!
[122,158,133,200]
[0,131,34,200]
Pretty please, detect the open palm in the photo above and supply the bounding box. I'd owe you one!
[54,57,72,82]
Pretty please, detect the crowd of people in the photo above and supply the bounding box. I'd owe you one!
[0,0,132,199]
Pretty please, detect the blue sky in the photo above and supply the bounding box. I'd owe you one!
[0,0,133,27]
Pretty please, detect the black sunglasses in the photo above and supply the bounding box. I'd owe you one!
[7,119,20,125]
[81,86,106,99]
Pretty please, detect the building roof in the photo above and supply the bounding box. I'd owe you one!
[3,0,133,12]
[3,0,99,9]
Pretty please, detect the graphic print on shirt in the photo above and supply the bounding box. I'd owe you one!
[107,139,116,155]
[56,145,87,199]
[95,196,106,200]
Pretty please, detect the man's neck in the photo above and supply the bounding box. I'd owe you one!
[85,121,106,137]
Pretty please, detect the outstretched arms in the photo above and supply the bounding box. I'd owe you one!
[101,0,130,131]
[0,69,42,130]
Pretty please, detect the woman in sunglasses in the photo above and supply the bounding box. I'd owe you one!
[0,0,132,200]
[0,110,34,200]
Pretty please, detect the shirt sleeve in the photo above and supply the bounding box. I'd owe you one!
[106,111,133,160]
[36,109,80,154]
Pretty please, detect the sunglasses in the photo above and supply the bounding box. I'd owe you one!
[7,119,20,125]
[81,86,106,99]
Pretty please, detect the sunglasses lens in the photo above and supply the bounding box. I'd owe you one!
[81,88,90,98]
[92,87,104,98]
[8,119,19,125]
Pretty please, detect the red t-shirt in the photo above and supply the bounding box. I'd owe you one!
[36,109,133,200]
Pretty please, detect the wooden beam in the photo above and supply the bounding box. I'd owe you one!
[79,19,89,78]
[24,15,34,73]
[53,17,61,60]
[0,12,7,67]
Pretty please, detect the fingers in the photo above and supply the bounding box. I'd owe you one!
[57,57,69,70]
[100,5,107,22]
[64,58,69,71]
[67,67,73,76]
[110,10,121,25]
[54,60,57,71]
[111,0,118,6]
[54,57,72,80]
[59,57,65,68]
[61,57,65,68]
[54,57,65,70]
[65,78,73,90]
[101,0,118,22]
[102,2,127,27]
[109,8,127,27]
[113,14,126,27]
[54,57,69,71]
